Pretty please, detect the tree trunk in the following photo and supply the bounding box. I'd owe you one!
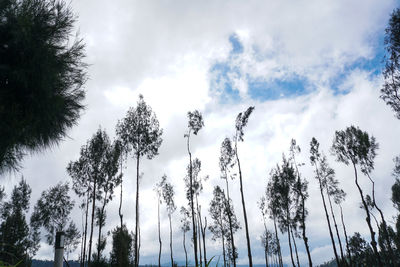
[339,205,352,267]
[81,195,89,267]
[187,134,198,267]
[88,175,97,266]
[290,227,300,267]
[222,228,226,267]
[367,173,395,266]
[119,159,123,229]
[273,216,283,267]
[198,212,202,267]
[287,223,296,267]
[97,192,108,262]
[158,200,162,267]
[224,178,237,267]
[262,220,269,267]
[183,231,188,267]
[326,192,345,264]
[315,164,340,267]
[235,145,253,267]
[169,214,174,267]
[352,163,381,266]
[202,217,207,266]
[134,155,140,267]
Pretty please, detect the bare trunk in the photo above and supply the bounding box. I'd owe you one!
[262,220,269,267]
[352,163,381,266]
[97,192,108,262]
[81,195,89,267]
[273,216,283,267]
[183,231,188,267]
[119,159,123,229]
[158,200,162,267]
[88,176,97,266]
[225,178,237,267]
[235,143,253,267]
[290,227,300,267]
[187,133,199,267]
[202,217,207,266]
[326,192,345,264]
[169,214,174,267]
[287,223,296,267]
[134,155,140,267]
[339,205,352,267]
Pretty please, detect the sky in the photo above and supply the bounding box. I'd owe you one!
[2,0,400,265]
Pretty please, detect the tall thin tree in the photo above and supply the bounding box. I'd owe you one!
[162,175,177,267]
[233,106,255,267]
[154,175,165,267]
[184,110,204,267]
[180,207,191,267]
[331,126,382,266]
[116,95,163,267]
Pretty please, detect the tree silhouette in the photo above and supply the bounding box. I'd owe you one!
[331,126,382,266]
[154,175,165,267]
[161,175,177,267]
[289,139,312,267]
[219,137,239,267]
[267,155,300,267]
[116,95,163,267]
[180,206,191,267]
[310,137,341,267]
[184,110,204,267]
[382,8,400,119]
[0,0,87,173]
[30,182,78,249]
[0,178,39,266]
[110,225,134,267]
[233,106,254,267]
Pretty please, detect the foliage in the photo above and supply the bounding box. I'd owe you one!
[0,178,39,266]
[0,0,87,173]
[382,8,400,119]
[110,225,134,267]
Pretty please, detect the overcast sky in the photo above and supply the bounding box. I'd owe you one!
[2,0,400,265]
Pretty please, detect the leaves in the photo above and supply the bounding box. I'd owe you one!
[235,106,254,142]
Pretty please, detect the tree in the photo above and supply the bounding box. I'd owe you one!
[267,156,300,267]
[0,178,39,266]
[95,139,122,262]
[154,175,165,267]
[110,225,134,267]
[209,186,229,267]
[258,196,271,267]
[0,0,87,173]
[30,182,81,261]
[289,139,312,267]
[161,175,177,267]
[331,126,382,266]
[382,8,400,119]
[180,206,191,267]
[310,138,341,267]
[184,110,204,267]
[219,137,239,267]
[233,106,254,267]
[116,95,163,267]
[348,232,374,266]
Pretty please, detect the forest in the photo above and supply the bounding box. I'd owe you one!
[1,1,400,267]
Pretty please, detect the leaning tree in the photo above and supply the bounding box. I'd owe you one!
[116,95,163,267]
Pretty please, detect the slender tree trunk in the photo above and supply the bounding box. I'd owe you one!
[290,227,300,267]
[134,155,140,267]
[198,212,202,267]
[88,176,97,266]
[339,205,352,267]
[351,163,381,266]
[187,134,199,267]
[315,165,340,267]
[326,192,345,264]
[300,194,312,267]
[262,220,269,267]
[169,214,174,267]
[202,217,207,266]
[287,222,296,267]
[82,195,90,267]
[366,173,395,266]
[273,216,283,267]
[97,192,108,262]
[158,200,162,267]
[119,159,123,229]
[224,179,237,267]
[235,144,253,267]
[222,227,227,267]
[183,231,188,267]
